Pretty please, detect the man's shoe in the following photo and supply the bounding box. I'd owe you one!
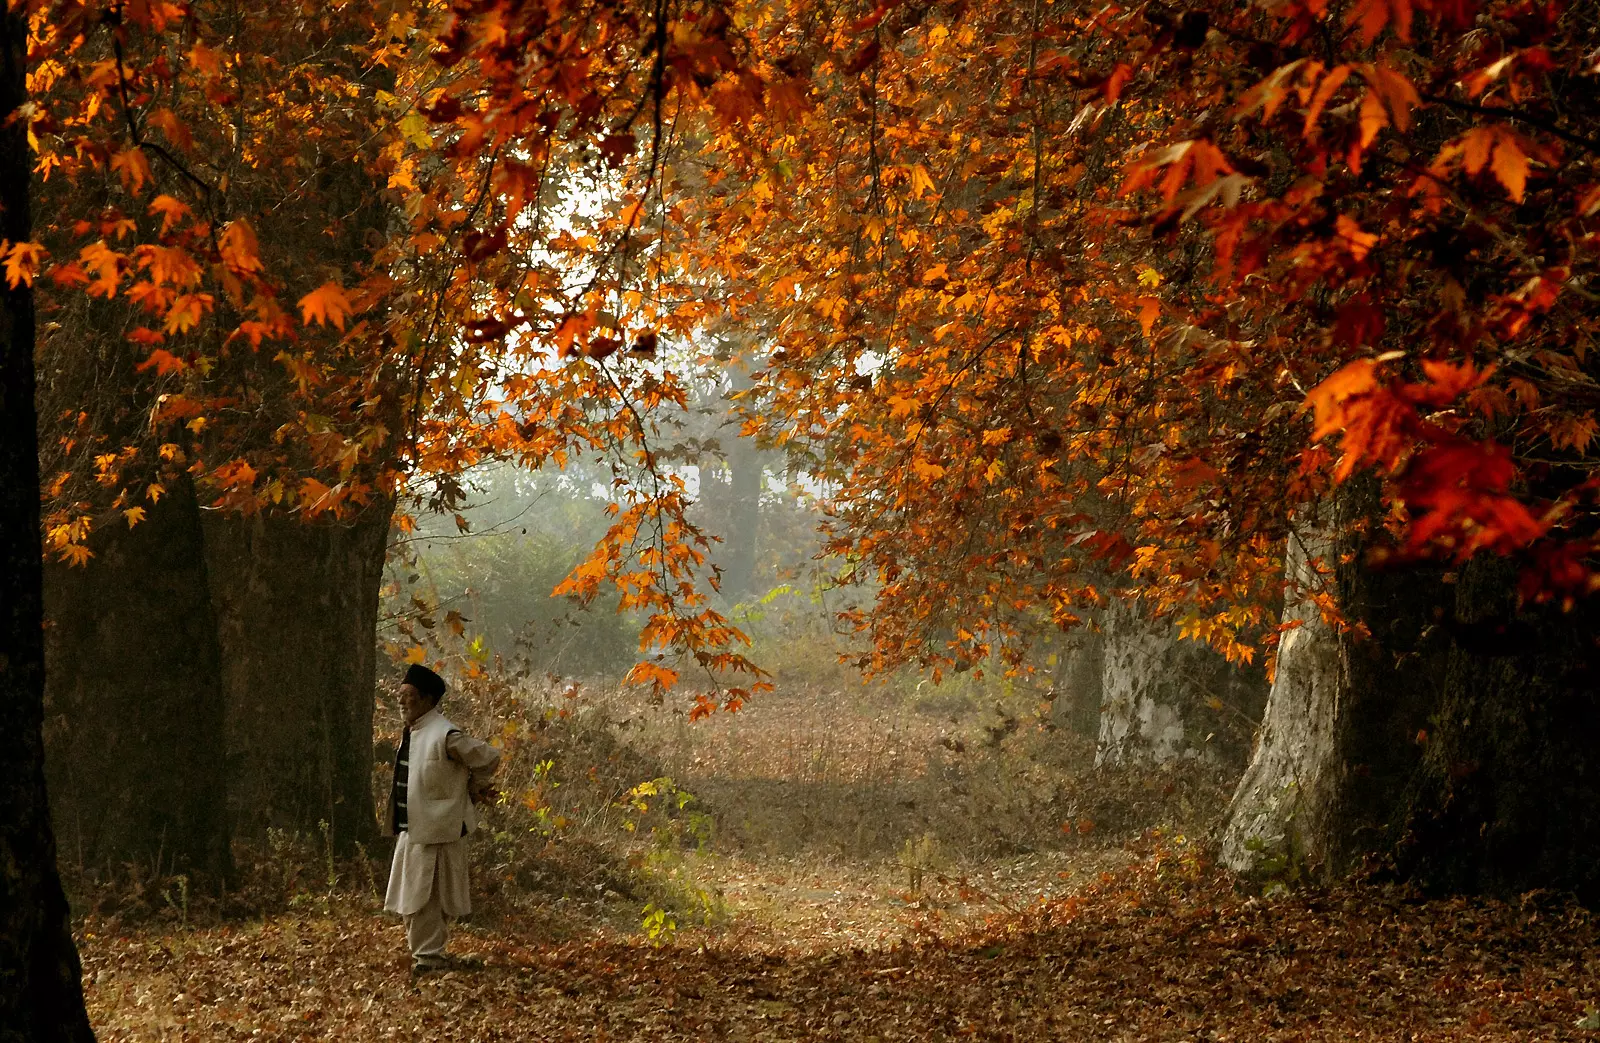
[411,954,452,978]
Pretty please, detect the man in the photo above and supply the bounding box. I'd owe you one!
[382,663,501,976]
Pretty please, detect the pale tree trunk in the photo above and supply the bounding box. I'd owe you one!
[43,476,231,880]
[204,502,392,851]
[0,4,95,1033]
[1095,601,1265,766]
[1218,515,1344,874]
[721,429,762,600]
[1048,625,1104,740]
[1096,602,1187,765]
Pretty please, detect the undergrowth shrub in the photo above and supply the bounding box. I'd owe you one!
[425,672,727,935]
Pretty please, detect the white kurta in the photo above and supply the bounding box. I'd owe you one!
[385,831,471,916]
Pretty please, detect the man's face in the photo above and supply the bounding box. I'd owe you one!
[399,683,435,725]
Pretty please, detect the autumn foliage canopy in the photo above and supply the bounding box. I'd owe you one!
[11,0,1600,699]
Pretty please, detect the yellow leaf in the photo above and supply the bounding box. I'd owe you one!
[298,281,353,329]
[399,112,433,150]
[59,543,95,567]
[123,506,146,528]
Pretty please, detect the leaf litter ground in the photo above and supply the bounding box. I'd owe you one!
[80,687,1600,1040]
[81,850,1600,1041]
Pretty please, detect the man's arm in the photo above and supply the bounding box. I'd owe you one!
[445,729,502,801]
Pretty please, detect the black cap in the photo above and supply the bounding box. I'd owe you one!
[403,663,446,700]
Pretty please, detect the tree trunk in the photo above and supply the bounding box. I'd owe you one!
[1397,554,1600,899]
[204,502,392,851]
[1220,496,1448,884]
[42,476,231,880]
[1218,515,1346,876]
[721,429,762,600]
[0,4,95,1033]
[1096,602,1187,765]
[1048,625,1104,741]
[1095,601,1266,767]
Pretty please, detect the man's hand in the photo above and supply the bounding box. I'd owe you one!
[470,780,499,805]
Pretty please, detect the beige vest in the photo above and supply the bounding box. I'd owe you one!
[386,710,478,845]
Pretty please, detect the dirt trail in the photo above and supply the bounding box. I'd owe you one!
[710,848,1131,953]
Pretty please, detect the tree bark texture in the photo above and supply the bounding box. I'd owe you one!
[1096,601,1266,768]
[1221,494,1453,886]
[0,5,96,1036]
[1398,555,1600,899]
[204,502,392,850]
[42,476,231,880]
[1219,515,1346,876]
[1047,625,1104,741]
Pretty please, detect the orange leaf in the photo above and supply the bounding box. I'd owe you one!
[135,348,187,376]
[298,281,353,329]
[1461,127,1494,176]
[220,219,265,274]
[110,148,151,193]
[1135,296,1160,337]
[1103,63,1134,103]
[163,292,212,334]
[147,194,191,234]
[1368,63,1420,134]
[1490,134,1529,202]
[1303,65,1352,143]
[2,240,45,288]
[1358,89,1388,148]
[1304,358,1381,440]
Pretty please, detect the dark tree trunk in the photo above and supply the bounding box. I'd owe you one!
[0,5,95,1036]
[204,502,392,851]
[1397,555,1600,899]
[42,476,231,880]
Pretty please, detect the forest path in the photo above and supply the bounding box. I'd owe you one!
[80,861,1600,1041]
[706,847,1131,953]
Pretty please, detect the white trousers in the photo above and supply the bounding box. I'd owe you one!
[406,889,447,959]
